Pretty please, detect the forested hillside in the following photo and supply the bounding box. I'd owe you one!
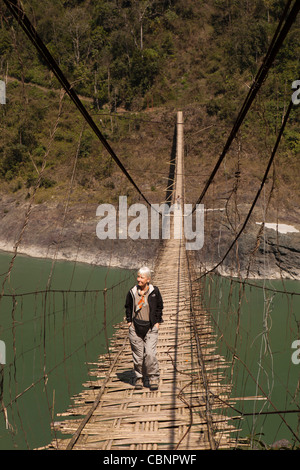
[0,0,299,214]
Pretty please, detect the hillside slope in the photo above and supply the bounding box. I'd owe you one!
[0,0,299,278]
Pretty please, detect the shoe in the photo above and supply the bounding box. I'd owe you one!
[149,380,159,391]
[134,377,143,390]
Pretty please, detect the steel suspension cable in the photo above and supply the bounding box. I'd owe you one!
[2,0,153,209]
[196,98,295,281]
[192,0,299,213]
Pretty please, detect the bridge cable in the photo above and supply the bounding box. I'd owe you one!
[191,0,299,213]
[2,0,153,209]
[196,98,295,281]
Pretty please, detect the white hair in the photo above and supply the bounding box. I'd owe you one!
[138,266,151,280]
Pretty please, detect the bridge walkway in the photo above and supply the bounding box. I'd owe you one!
[45,112,237,450]
[46,232,236,450]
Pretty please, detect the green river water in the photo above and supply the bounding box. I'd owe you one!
[0,252,135,450]
[0,252,299,449]
[203,274,300,448]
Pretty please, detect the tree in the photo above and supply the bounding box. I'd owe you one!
[65,6,91,65]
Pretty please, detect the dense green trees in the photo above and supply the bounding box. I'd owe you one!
[1,0,298,109]
[0,0,298,195]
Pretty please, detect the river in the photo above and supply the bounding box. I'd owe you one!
[0,252,135,450]
[203,274,300,448]
[0,252,299,449]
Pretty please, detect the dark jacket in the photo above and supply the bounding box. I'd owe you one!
[125,284,163,327]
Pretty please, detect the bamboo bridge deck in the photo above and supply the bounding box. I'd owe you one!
[45,112,238,451]
[46,236,237,451]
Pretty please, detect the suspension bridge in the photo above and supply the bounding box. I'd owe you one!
[43,112,240,451]
[0,0,299,452]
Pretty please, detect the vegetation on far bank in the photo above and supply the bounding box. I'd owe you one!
[0,0,299,218]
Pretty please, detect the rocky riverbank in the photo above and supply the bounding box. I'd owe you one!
[1,194,300,280]
[0,194,161,272]
[194,206,300,280]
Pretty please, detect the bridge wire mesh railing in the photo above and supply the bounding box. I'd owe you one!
[0,0,299,451]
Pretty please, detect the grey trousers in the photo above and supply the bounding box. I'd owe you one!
[128,324,160,381]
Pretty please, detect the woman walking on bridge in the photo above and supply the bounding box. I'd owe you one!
[125,266,163,391]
